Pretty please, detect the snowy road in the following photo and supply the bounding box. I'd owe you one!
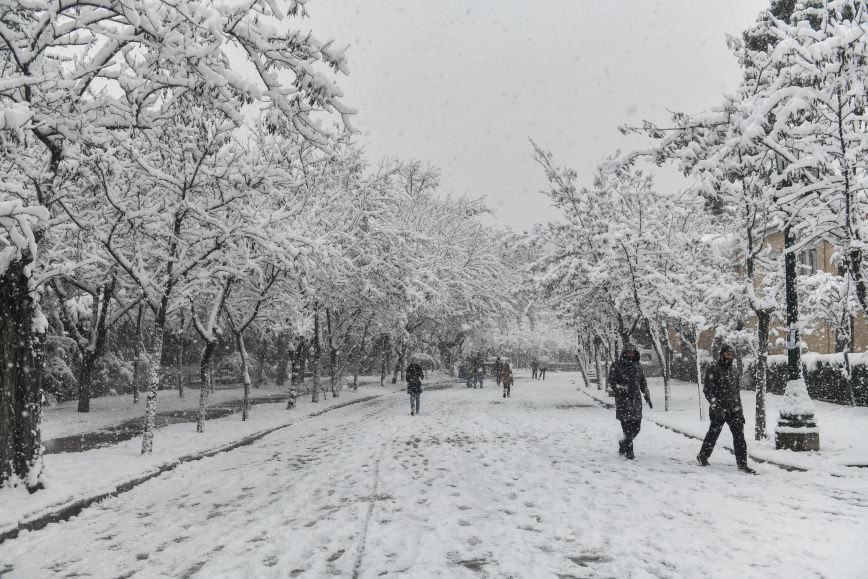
[2,374,867,578]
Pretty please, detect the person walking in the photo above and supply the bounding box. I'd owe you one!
[608,344,652,460]
[531,357,539,380]
[538,356,549,380]
[474,364,485,389]
[406,360,424,416]
[697,344,756,473]
[501,362,514,398]
[493,356,503,387]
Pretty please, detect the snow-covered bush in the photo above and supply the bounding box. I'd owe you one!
[92,353,135,398]
[745,354,868,406]
[217,352,260,386]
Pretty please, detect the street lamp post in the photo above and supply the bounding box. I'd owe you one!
[774,153,820,451]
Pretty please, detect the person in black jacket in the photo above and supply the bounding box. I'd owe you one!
[697,344,756,473]
[406,362,424,416]
[608,344,652,459]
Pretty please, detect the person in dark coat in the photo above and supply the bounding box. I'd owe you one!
[538,356,549,380]
[531,357,539,380]
[697,344,755,473]
[493,356,504,386]
[406,361,424,416]
[501,362,514,398]
[608,344,652,459]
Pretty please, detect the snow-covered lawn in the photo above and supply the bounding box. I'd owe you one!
[1,372,866,578]
[581,375,868,472]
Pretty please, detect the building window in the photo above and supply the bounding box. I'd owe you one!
[798,247,818,274]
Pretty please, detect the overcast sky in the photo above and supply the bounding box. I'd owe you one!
[305,1,768,230]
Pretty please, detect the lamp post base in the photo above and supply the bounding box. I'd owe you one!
[775,379,820,451]
[775,428,820,451]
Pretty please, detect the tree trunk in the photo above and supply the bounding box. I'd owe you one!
[132,304,145,404]
[276,331,290,387]
[132,353,142,404]
[196,341,216,433]
[311,351,321,403]
[380,335,389,387]
[645,318,670,411]
[235,332,252,421]
[254,332,268,388]
[694,328,704,421]
[209,358,215,393]
[575,332,591,390]
[311,309,321,403]
[77,350,97,413]
[176,332,184,399]
[392,341,406,384]
[0,257,45,490]
[140,324,166,454]
[287,340,305,410]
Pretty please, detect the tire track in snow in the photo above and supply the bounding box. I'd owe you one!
[350,396,408,579]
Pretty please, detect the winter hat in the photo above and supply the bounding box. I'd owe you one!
[719,344,735,357]
[622,344,640,357]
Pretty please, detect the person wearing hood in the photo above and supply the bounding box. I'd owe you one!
[494,356,504,387]
[697,344,756,474]
[406,361,424,416]
[608,344,652,459]
[501,361,514,398]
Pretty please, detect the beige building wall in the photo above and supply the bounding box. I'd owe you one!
[746,233,864,355]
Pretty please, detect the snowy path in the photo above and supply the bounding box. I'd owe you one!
[2,374,866,578]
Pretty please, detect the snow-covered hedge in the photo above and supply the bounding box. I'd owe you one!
[671,351,867,407]
[745,354,868,407]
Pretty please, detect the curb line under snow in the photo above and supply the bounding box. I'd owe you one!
[0,394,384,546]
[576,386,810,473]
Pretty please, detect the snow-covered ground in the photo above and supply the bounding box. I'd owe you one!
[41,374,406,440]
[582,376,868,472]
[0,386,386,540]
[2,372,866,578]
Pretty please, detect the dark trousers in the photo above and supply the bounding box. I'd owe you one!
[540,368,547,380]
[698,413,748,466]
[503,383,511,397]
[619,419,641,455]
[532,368,538,379]
[409,391,420,414]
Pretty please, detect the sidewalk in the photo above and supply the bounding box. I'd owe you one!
[578,376,868,474]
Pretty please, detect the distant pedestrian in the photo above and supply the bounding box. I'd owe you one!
[494,356,504,386]
[406,361,424,416]
[474,365,485,388]
[539,356,549,380]
[697,345,755,474]
[531,357,539,380]
[608,344,652,460]
[501,362,514,398]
